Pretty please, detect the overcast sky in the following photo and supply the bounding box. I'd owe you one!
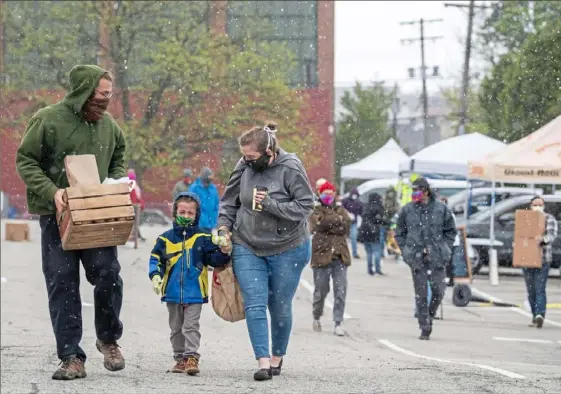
[334,1,485,93]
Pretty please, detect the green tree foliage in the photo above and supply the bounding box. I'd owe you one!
[3,0,316,187]
[441,86,489,135]
[335,82,395,183]
[477,1,561,142]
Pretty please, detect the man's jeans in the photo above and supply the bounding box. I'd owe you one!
[364,242,383,273]
[312,259,348,323]
[523,263,550,318]
[40,215,124,361]
[350,223,359,256]
[232,240,311,359]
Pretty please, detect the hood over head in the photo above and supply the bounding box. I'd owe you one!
[173,192,201,227]
[350,187,360,197]
[368,193,383,205]
[63,65,110,114]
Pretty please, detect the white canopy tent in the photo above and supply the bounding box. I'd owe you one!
[399,133,507,178]
[340,138,408,180]
[468,114,561,184]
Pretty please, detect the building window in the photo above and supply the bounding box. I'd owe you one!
[227,1,318,88]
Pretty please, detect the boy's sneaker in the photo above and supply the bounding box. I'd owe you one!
[96,340,125,372]
[52,355,87,380]
[171,359,186,373]
[535,315,544,328]
[313,319,322,332]
[185,356,200,376]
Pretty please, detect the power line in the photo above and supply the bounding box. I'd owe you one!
[400,18,444,148]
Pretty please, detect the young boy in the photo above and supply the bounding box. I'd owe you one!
[149,192,232,375]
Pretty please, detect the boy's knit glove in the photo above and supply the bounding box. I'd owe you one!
[151,275,163,296]
[211,229,232,248]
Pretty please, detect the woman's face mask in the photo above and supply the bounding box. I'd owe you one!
[320,193,335,206]
[245,153,271,172]
[531,205,544,213]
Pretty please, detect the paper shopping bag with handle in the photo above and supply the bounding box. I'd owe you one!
[211,264,245,322]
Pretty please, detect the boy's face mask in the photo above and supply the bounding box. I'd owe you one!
[175,215,194,227]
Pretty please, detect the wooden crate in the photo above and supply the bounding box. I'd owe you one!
[58,183,135,251]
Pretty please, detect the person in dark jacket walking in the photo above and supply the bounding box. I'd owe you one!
[359,193,388,275]
[395,177,457,340]
[342,187,363,258]
[309,181,352,336]
[16,65,126,379]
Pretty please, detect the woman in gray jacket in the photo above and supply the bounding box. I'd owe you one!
[217,122,314,381]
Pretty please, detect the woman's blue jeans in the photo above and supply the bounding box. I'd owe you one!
[232,240,311,359]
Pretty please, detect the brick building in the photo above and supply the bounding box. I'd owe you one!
[0,0,335,215]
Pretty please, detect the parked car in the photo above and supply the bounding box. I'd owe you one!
[447,187,542,222]
[465,194,561,273]
[349,178,468,205]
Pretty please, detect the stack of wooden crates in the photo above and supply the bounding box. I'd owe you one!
[57,155,135,250]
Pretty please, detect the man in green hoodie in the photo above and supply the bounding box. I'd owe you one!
[16,65,127,380]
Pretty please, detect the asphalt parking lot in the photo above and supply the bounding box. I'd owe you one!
[1,220,560,393]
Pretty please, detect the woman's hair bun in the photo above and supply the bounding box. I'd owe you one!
[264,121,278,132]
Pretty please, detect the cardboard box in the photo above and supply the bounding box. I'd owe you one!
[5,223,30,242]
[514,209,545,238]
[57,155,134,251]
[512,210,545,268]
[512,236,543,268]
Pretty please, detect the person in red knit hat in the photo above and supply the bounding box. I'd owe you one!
[308,181,352,336]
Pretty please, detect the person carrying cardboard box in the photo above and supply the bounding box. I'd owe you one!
[16,65,127,380]
[519,196,558,328]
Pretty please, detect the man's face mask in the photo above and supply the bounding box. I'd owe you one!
[245,153,270,172]
[320,193,335,206]
[202,176,212,186]
[82,96,110,122]
[412,190,424,203]
[175,215,194,227]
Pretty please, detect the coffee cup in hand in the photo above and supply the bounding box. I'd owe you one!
[253,186,268,211]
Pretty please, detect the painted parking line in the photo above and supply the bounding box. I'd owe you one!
[471,287,561,328]
[378,339,525,380]
[299,278,352,319]
[82,302,94,307]
[492,337,554,344]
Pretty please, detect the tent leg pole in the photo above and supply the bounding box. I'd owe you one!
[489,179,499,286]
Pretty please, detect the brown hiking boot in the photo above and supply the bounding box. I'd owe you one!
[185,356,200,376]
[52,355,87,380]
[96,340,125,372]
[170,359,186,373]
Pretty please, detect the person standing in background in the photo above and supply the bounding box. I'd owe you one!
[127,169,146,242]
[341,187,363,259]
[382,186,400,253]
[359,193,387,276]
[522,196,558,328]
[172,168,192,200]
[189,167,220,230]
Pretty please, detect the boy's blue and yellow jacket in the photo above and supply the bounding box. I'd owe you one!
[148,192,230,304]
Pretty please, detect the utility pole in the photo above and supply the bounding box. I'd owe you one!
[400,18,443,148]
[445,1,490,135]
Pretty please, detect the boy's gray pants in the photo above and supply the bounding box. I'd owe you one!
[167,303,203,360]
[312,259,348,324]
